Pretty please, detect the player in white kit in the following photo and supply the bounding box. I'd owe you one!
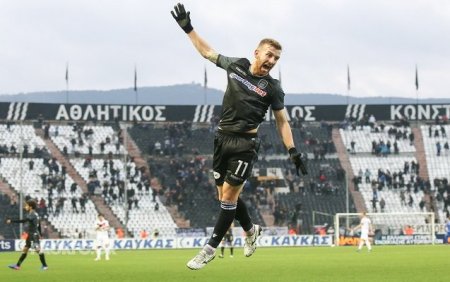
[95,214,111,260]
[352,212,373,252]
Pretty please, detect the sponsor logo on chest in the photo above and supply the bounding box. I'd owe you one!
[229,73,268,98]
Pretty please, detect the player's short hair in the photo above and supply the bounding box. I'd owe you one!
[258,38,282,51]
[26,199,37,210]
[98,214,104,218]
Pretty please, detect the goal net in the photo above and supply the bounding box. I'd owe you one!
[334,212,436,246]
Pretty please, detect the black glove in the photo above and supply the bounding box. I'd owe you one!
[171,3,193,33]
[289,148,308,176]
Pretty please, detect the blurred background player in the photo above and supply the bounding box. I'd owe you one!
[6,199,48,271]
[95,214,111,261]
[444,214,450,244]
[219,226,234,258]
[171,2,307,270]
[352,212,373,252]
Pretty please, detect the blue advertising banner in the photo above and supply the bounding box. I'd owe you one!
[0,240,15,252]
[13,235,332,251]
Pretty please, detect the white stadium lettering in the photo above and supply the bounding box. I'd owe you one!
[142,106,154,121]
[55,105,70,120]
[97,105,109,120]
[70,105,83,120]
[83,105,96,120]
[290,106,316,121]
[110,105,121,118]
[391,104,450,120]
[129,106,142,121]
[304,106,316,121]
[54,105,166,121]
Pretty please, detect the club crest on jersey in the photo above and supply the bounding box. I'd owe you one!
[257,79,268,89]
[213,171,221,179]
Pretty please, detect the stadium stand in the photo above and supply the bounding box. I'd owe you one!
[0,156,99,238]
[341,120,436,227]
[1,116,446,240]
[128,122,213,156]
[49,124,124,155]
[131,122,348,234]
[340,124,415,154]
[420,124,450,222]
[146,156,221,229]
[0,124,46,151]
[258,122,335,156]
[0,123,125,238]
[266,158,352,233]
[70,156,178,237]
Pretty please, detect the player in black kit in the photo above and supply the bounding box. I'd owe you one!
[171,3,307,270]
[6,199,48,271]
[219,227,234,258]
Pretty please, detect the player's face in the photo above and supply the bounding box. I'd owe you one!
[253,44,281,76]
[24,203,31,212]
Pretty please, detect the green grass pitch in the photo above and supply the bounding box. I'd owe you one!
[0,246,448,282]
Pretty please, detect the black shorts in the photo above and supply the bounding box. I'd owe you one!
[213,130,260,186]
[25,232,41,249]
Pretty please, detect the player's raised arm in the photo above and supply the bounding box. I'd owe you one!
[171,3,218,64]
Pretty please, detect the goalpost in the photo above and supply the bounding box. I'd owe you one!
[334,212,436,246]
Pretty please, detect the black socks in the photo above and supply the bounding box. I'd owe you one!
[207,201,237,248]
[17,253,27,266]
[235,197,253,231]
[39,253,48,267]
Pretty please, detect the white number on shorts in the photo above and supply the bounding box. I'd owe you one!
[235,160,249,177]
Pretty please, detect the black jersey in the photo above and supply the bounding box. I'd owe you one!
[216,55,285,132]
[11,211,41,235]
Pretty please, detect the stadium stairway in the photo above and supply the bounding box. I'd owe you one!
[34,128,128,235]
[166,205,190,228]
[121,126,150,178]
[260,188,275,226]
[123,126,190,228]
[331,128,366,212]
[412,126,441,222]
[412,127,430,181]
[0,178,17,200]
[261,211,275,226]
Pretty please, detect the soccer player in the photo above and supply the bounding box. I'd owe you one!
[352,212,373,252]
[219,227,234,258]
[171,3,307,270]
[444,214,450,244]
[6,199,48,271]
[94,214,111,261]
